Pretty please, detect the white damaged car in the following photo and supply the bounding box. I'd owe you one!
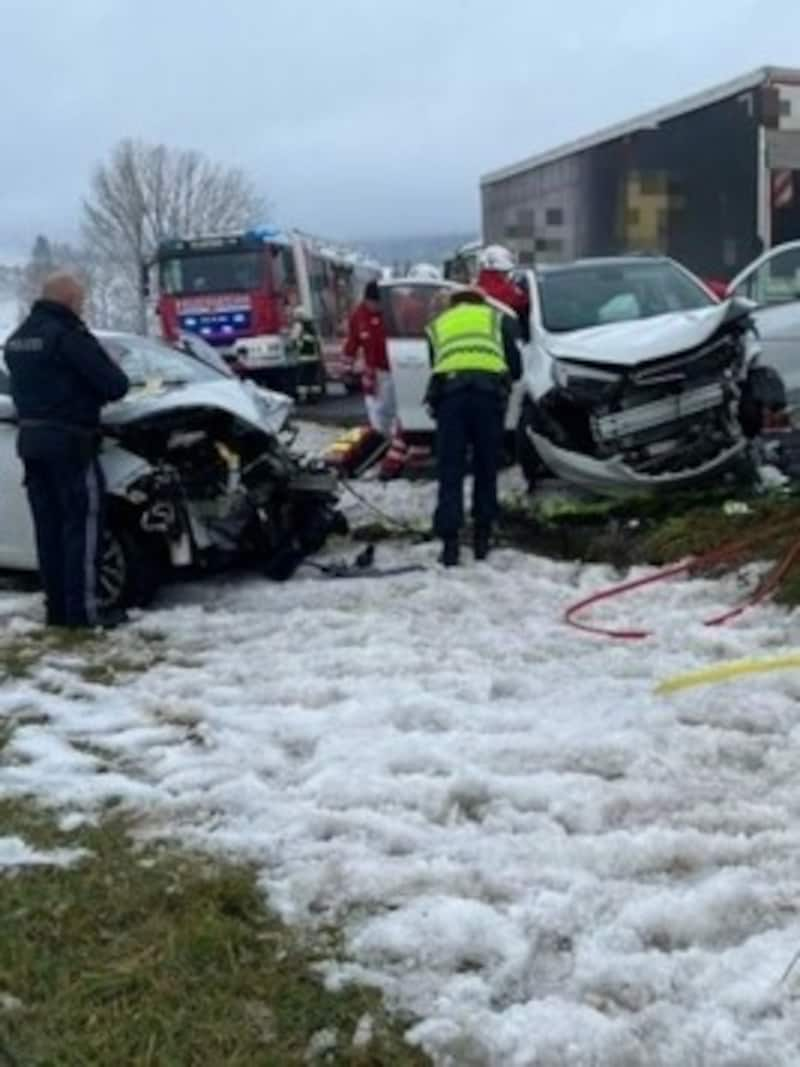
[385,259,784,495]
[516,256,785,494]
[0,332,345,611]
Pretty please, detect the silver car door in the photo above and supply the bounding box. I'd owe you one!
[0,387,37,570]
[729,244,800,414]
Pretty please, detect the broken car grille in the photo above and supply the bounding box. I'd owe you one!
[593,383,726,443]
[630,335,742,388]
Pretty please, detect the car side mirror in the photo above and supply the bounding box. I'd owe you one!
[0,395,17,422]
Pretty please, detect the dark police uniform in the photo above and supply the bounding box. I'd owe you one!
[425,296,522,564]
[5,300,129,626]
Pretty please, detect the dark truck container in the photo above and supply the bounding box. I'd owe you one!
[481,67,800,284]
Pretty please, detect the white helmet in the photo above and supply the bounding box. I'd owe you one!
[408,262,442,282]
[479,245,516,273]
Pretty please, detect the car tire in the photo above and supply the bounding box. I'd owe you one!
[517,401,545,491]
[98,521,162,613]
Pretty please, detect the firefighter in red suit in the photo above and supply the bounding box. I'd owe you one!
[343,280,396,439]
[477,245,530,341]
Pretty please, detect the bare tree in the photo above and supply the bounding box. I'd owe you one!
[83,139,266,332]
[18,235,56,311]
[16,235,140,332]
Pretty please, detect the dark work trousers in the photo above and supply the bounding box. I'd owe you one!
[434,387,505,540]
[23,454,105,627]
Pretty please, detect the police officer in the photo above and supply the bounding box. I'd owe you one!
[5,273,130,628]
[425,288,522,567]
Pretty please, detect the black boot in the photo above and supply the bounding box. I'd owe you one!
[440,538,460,567]
[474,528,491,561]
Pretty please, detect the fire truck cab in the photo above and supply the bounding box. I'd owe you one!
[148,227,379,396]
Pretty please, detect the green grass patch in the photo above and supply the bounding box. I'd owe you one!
[0,802,430,1066]
[0,627,174,687]
[501,490,800,605]
[0,628,103,682]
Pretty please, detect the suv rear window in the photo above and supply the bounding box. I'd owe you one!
[381,285,454,338]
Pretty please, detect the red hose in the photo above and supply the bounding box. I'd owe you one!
[564,528,800,640]
[704,536,800,627]
[564,560,692,639]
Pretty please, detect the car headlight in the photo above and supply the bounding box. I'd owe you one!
[552,359,623,400]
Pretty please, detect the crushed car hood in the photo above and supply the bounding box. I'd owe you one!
[102,378,291,435]
[545,301,749,368]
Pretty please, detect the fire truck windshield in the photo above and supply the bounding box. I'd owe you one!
[160,251,265,295]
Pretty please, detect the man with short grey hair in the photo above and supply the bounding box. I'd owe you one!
[5,272,129,628]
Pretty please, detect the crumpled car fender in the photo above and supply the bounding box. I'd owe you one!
[98,443,153,495]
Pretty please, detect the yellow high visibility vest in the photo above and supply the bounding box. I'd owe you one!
[427,303,507,377]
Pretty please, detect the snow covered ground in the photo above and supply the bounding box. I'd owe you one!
[3,465,800,1064]
[0,836,86,872]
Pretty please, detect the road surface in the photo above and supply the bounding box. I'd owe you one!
[294,385,365,427]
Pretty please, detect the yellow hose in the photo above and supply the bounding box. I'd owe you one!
[656,653,800,695]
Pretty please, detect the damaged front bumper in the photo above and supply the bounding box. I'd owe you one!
[526,313,768,494]
[528,428,747,494]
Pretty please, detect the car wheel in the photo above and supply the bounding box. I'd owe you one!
[517,401,544,491]
[97,522,162,613]
[500,430,517,469]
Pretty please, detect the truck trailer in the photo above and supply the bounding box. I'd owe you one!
[481,67,800,283]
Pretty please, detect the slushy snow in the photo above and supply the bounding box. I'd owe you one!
[0,837,87,871]
[2,466,800,1065]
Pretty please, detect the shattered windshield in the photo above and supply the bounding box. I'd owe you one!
[538,261,714,333]
[100,335,223,388]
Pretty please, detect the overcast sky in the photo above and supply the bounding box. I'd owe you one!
[2,0,800,260]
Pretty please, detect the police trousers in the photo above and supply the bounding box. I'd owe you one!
[434,386,505,539]
[23,453,105,627]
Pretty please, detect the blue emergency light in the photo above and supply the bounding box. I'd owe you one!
[246,224,283,243]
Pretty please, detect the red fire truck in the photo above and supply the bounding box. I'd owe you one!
[147,226,380,395]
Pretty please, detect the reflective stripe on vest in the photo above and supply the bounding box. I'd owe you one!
[427,304,507,376]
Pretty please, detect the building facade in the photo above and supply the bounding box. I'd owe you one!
[481,68,800,279]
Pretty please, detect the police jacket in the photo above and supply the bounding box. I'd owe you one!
[5,301,129,454]
[424,300,522,410]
